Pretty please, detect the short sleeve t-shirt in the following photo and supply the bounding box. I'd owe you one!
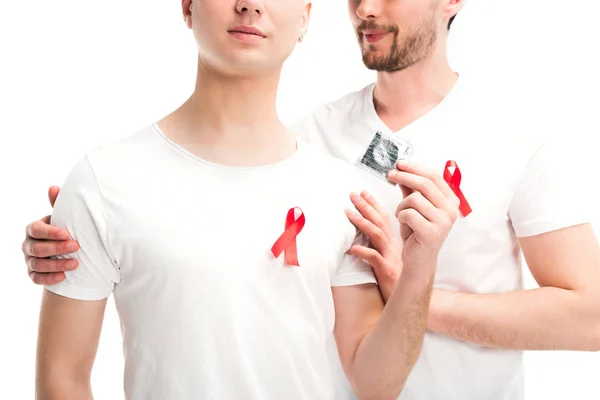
[292,75,591,400]
[46,124,376,400]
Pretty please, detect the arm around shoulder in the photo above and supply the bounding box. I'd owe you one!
[37,155,120,398]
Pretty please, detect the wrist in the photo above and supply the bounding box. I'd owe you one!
[400,256,437,287]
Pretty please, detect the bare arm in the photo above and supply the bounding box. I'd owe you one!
[36,290,107,399]
[427,223,600,351]
[335,161,459,399]
[333,271,434,399]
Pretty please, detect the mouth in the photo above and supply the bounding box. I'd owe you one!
[361,30,390,44]
[228,25,266,42]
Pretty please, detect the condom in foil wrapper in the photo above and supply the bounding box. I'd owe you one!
[355,131,413,183]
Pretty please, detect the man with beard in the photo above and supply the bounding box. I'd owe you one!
[21,0,600,399]
[292,1,600,399]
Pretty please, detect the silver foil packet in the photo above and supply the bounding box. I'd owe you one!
[355,131,413,183]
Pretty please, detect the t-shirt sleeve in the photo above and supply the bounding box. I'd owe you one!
[508,139,592,238]
[331,227,378,287]
[44,156,120,300]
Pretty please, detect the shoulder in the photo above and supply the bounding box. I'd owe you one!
[80,124,169,180]
[452,75,546,166]
[291,83,375,140]
[85,124,160,166]
[59,124,162,196]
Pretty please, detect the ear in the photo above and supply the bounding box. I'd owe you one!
[445,0,465,21]
[298,1,312,42]
[182,0,193,29]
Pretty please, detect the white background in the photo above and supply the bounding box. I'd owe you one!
[1,0,599,398]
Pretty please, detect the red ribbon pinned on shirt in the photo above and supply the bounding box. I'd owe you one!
[271,207,306,266]
[444,160,472,217]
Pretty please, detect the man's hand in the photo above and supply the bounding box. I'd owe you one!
[387,160,460,279]
[333,162,460,399]
[345,190,402,303]
[22,186,80,285]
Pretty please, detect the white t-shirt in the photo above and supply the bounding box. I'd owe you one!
[293,76,591,400]
[46,124,377,400]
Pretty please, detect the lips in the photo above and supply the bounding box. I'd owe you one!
[361,29,389,43]
[228,25,266,38]
[362,29,386,36]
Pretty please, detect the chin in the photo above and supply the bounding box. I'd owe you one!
[362,52,389,65]
[362,45,390,56]
[361,53,407,73]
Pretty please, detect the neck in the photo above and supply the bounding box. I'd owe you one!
[374,41,458,132]
[159,58,296,166]
[184,58,284,139]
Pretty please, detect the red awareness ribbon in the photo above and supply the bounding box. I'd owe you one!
[271,207,305,266]
[443,160,472,217]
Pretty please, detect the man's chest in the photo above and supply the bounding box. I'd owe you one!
[107,181,353,292]
[317,128,529,290]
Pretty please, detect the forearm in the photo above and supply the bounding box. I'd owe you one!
[428,287,600,351]
[350,270,434,399]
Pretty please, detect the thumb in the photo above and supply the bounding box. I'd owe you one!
[400,224,413,243]
[48,186,61,208]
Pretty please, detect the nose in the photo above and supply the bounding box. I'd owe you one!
[235,0,264,16]
[356,0,382,20]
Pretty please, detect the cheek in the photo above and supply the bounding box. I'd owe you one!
[190,2,228,47]
[192,22,217,52]
[270,16,302,51]
[389,1,423,25]
[190,14,228,56]
[347,2,358,19]
[271,31,298,60]
[270,3,303,33]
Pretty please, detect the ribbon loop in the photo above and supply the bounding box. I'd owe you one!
[271,207,305,266]
[444,160,472,217]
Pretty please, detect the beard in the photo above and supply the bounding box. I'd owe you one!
[357,15,437,72]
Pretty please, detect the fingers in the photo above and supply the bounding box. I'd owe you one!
[345,208,389,255]
[394,160,455,199]
[397,161,454,197]
[396,209,429,243]
[395,192,441,223]
[48,186,61,208]
[350,192,389,231]
[389,162,460,255]
[387,170,447,208]
[26,218,70,240]
[29,271,66,286]
[358,190,388,218]
[22,238,79,258]
[387,161,461,219]
[347,245,385,270]
[27,256,78,274]
[399,184,413,200]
